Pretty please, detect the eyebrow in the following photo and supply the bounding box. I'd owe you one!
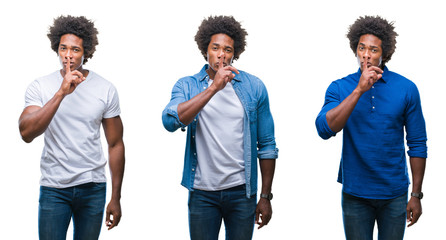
[59,44,82,49]
[359,43,380,49]
[211,43,234,49]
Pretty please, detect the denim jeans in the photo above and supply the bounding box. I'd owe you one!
[188,185,257,240]
[38,182,106,240]
[342,191,407,240]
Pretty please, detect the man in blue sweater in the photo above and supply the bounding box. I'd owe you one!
[315,16,427,239]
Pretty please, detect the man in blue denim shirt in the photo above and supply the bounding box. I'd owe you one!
[315,16,427,239]
[162,16,278,240]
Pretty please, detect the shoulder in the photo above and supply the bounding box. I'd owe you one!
[236,70,265,88]
[385,69,418,88]
[34,71,61,83]
[86,70,117,89]
[27,71,61,90]
[174,66,208,87]
[329,72,358,88]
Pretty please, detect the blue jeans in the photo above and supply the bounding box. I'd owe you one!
[342,191,407,240]
[188,185,257,240]
[38,182,106,240]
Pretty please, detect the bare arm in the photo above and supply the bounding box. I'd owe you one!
[406,157,426,227]
[326,61,383,133]
[103,116,125,230]
[255,159,276,229]
[177,59,239,125]
[19,59,85,142]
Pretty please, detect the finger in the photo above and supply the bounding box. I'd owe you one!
[226,65,240,75]
[362,58,368,70]
[105,211,111,225]
[406,208,413,227]
[66,58,71,73]
[370,66,383,74]
[219,55,225,70]
[71,70,85,81]
[257,215,266,229]
[255,210,260,224]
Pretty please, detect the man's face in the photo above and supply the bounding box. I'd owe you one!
[58,33,84,72]
[207,33,235,72]
[356,34,383,71]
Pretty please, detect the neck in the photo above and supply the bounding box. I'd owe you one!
[206,66,217,80]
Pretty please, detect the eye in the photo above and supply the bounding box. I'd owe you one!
[372,49,377,53]
[225,48,233,53]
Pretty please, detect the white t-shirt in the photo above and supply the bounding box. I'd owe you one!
[24,70,121,188]
[194,79,245,191]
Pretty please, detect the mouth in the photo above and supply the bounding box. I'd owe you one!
[361,62,372,67]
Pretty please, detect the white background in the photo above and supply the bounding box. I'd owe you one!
[1,0,444,239]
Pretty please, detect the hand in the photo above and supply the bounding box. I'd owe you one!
[255,198,272,229]
[210,56,240,92]
[59,58,85,96]
[105,199,122,230]
[406,197,422,227]
[356,60,383,94]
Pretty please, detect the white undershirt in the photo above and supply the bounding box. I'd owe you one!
[194,79,245,191]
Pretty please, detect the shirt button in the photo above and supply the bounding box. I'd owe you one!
[203,86,206,89]
[372,96,375,99]
[194,119,196,122]
[192,135,195,138]
[194,153,196,156]
[372,86,375,88]
[192,168,195,171]
[372,106,375,109]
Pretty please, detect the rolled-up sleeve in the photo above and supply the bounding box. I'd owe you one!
[162,78,188,132]
[256,80,279,160]
[405,83,428,158]
[315,81,339,140]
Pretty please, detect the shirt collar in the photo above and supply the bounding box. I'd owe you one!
[198,64,241,82]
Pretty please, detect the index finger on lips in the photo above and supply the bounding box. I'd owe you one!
[66,58,71,73]
[219,55,225,70]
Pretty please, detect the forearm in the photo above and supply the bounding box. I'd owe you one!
[109,142,125,200]
[409,157,426,193]
[259,159,276,194]
[326,89,362,133]
[177,86,218,125]
[19,91,65,143]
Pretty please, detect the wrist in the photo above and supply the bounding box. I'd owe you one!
[411,192,423,200]
[353,88,365,96]
[260,193,273,201]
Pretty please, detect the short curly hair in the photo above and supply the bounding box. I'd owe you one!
[47,15,98,64]
[195,15,248,61]
[347,16,398,66]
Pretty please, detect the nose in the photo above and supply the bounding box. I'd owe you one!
[363,49,370,60]
[217,49,225,58]
[65,49,73,59]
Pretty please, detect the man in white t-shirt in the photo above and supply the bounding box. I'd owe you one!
[19,15,125,240]
[163,16,278,240]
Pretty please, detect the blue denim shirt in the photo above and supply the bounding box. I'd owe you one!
[162,65,278,197]
[315,67,427,199]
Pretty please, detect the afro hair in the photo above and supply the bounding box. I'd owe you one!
[195,15,248,61]
[347,16,398,66]
[47,15,98,64]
